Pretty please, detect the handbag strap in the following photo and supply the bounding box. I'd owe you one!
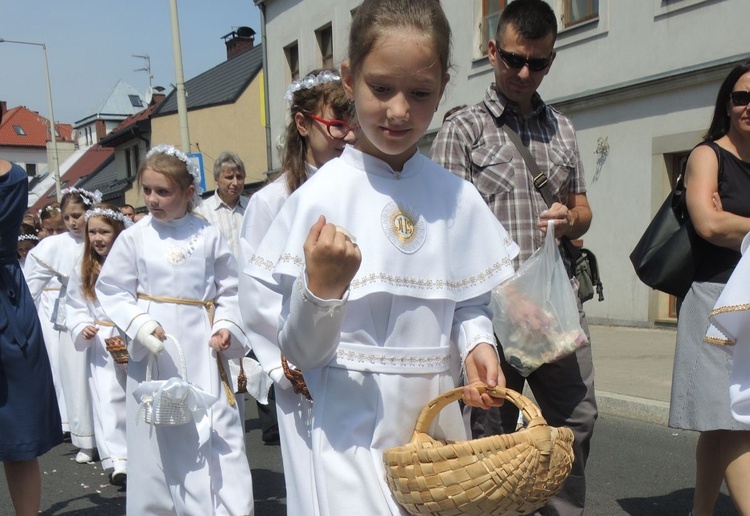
[145,334,187,383]
[501,124,556,208]
[501,124,581,262]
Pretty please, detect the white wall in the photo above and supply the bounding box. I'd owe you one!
[261,0,750,325]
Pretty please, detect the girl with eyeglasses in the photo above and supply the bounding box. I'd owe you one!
[238,68,356,515]
[669,59,750,516]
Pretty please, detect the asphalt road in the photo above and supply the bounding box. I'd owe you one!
[0,407,738,515]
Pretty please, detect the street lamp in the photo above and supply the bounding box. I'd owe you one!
[0,38,62,202]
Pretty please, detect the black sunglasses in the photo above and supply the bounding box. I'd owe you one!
[497,48,552,72]
[730,91,750,107]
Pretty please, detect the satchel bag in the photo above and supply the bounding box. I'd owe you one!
[502,124,603,303]
[383,385,574,516]
[629,142,722,298]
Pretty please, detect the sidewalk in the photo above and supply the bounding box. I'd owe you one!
[588,324,676,426]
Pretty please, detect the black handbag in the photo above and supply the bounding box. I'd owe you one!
[502,125,604,303]
[629,142,722,298]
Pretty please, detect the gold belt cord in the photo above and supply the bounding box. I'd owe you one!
[137,293,236,406]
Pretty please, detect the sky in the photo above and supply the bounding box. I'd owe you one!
[1,1,261,125]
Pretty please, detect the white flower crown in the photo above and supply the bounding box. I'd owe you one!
[60,187,103,206]
[85,207,134,228]
[18,234,40,242]
[285,70,342,106]
[146,144,204,197]
[38,204,60,216]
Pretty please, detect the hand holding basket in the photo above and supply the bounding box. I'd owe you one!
[383,385,574,515]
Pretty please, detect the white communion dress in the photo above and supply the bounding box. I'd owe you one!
[96,214,254,516]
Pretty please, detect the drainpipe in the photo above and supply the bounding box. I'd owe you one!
[257,1,273,174]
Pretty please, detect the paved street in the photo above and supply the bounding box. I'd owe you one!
[0,404,738,515]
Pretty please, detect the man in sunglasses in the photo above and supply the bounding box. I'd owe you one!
[431,1,595,515]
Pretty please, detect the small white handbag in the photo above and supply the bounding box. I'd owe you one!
[134,334,216,427]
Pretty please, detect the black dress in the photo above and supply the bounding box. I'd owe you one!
[0,162,62,461]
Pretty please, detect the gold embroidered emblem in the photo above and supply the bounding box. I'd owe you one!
[381,201,425,254]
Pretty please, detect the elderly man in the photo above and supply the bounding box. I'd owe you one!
[194,151,248,256]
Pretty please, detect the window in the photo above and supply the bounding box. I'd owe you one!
[285,42,299,81]
[12,125,26,136]
[481,1,507,55]
[128,94,143,108]
[563,0,599,28]
[316,24,333,69]
[125,148,132,178]
[26,163,37,177]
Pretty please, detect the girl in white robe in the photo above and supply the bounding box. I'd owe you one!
[96,145,254,515]
[66,205,132,485]
[32,203,69,432]
[24,189,101,463]
[239,67,356,515]
[245,2,518,514]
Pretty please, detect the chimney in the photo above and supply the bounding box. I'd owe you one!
[0,101,7,124]
[223,27,255,60]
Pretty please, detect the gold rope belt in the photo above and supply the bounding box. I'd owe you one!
[136,293,236,406]
[42,287,61,292]
[94,320,115,327]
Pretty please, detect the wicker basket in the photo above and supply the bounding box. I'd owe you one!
[140,335,192,427]
[383,385,574,515]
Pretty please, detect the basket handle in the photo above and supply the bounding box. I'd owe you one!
[145,334,188,383]
[412,385,547,435]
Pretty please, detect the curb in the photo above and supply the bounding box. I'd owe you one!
[595,390,669,426]
[522,387,670,427]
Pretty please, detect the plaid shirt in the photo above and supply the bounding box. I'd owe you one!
[431,86,586,267]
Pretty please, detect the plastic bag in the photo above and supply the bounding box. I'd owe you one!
[490,221,588,376]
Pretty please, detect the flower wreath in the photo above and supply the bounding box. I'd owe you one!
[284,70,342,106]
[85,207,134,228]
[146,144,205,198]
[60,187,103,206]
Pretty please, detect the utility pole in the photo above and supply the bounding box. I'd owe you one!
[169,0,190,154]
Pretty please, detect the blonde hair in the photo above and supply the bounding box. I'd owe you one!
[136,152,196,211]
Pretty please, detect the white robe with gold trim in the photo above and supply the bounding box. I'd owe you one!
[246,147,519,515]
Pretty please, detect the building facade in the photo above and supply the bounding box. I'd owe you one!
[255,0,750,326]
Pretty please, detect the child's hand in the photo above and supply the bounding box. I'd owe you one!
[136,322,166,355]
[81,325,98,340]
[463,343,505,409]
[209,328,231,352]
[304,215,361,299]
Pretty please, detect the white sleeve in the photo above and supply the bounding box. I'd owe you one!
[277,273,348,370]
[451,292,498,365]
[95,228,155,361]
[65,263,95,351]
[239,193,286,374]
[209,228,249,358]
[23,241,57,305]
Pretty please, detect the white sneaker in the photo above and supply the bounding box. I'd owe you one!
[75,448,95,463]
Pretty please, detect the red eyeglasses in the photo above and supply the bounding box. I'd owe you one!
[307,114,358,139]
